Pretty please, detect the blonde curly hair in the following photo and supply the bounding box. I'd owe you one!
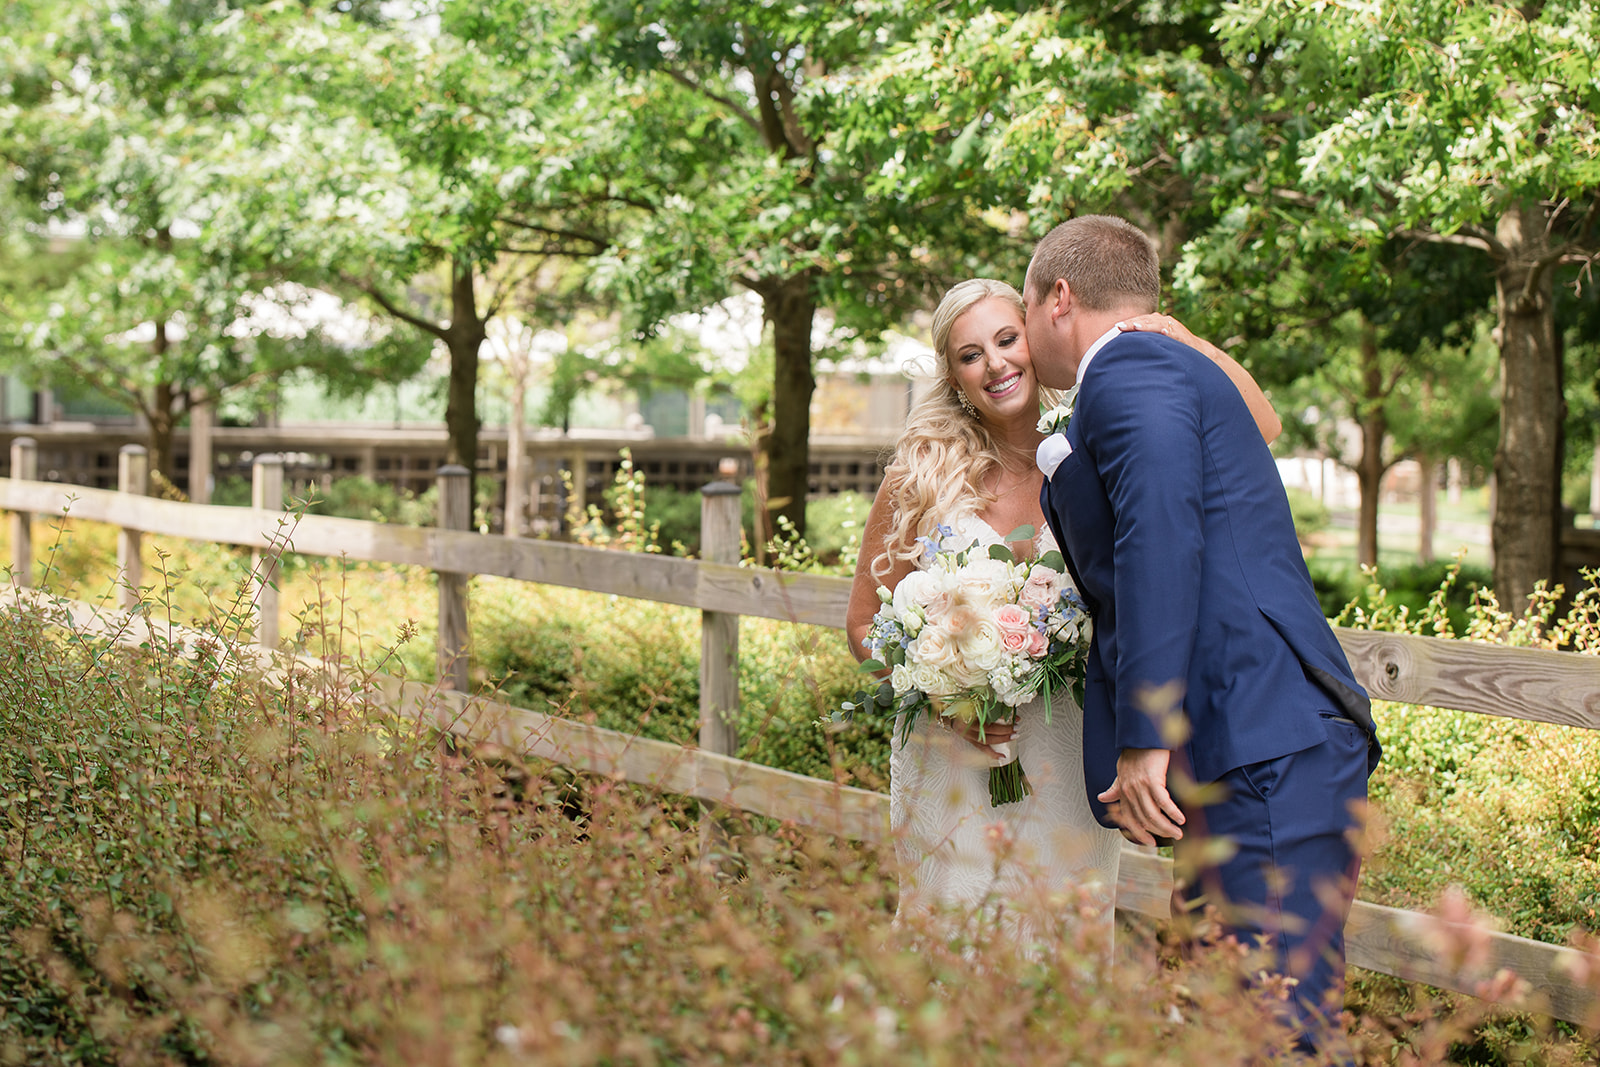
[873,278,1065,579]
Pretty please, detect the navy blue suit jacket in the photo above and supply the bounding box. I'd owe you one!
[1040,332,1378,827]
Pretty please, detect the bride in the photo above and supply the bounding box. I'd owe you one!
[845,277,1280,951]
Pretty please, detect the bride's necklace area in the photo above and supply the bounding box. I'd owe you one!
[988,466,1039,498]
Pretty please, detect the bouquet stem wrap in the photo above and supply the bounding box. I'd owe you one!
[984,718,1032,806]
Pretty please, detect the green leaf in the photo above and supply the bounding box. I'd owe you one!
[859,658,885,673]
[988,544,1015,562]
[1037,550,1066,572]
[947,112,984,166]
[1004,524,1035,541]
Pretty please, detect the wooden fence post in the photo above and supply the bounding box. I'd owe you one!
[699,481,742,758]
[252,454,284,649]
[116,445,147,610]
[699,480,742,861]
[9,437,36,588]
[437,464,472,692]
[566,447,587,528]
[188,393,213,506]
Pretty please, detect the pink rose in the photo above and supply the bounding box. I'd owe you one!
[1019,569,1062,611]
[993,603,1031,637]
[1025,630,1048,658]
[1000,628,1030,654]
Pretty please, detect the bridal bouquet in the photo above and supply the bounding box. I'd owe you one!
[835,524,1092,805]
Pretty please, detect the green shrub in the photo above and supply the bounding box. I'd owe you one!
[6,583,1434,1067]
[298,475,441,526]
[211,473,252,507]
[636,484,706,552]
[1285,487,1330,541]
[1345,568,1600,946]
[1309,557,1494,634]
[470,579,891,789]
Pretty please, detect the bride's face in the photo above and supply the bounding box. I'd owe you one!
[946,297,1038,424]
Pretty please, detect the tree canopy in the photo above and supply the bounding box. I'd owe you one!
[5,0,1599,602]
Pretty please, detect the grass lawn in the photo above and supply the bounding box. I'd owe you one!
[1307,488,1494,576]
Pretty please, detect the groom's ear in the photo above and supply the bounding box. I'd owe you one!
[1048,278,1073,321]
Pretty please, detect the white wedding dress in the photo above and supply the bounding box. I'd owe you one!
[889,511,1123,952]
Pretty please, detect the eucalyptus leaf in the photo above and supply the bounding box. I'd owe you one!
[1004,524,1035,541]
[860,658,886,673]
[988,544,1015,562]
[1038,550,1066,572]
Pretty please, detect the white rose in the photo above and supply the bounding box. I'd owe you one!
[891,662,916,695]
[957,557,1014,610]
[912,624,960,672]
[1049,616,1079,644]
[958,618,1006,674]
[910,662,957,697]
[891,570,939,617]
[1019,568,1063,612]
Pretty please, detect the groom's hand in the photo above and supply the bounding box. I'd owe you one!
[1098,748,1186,846]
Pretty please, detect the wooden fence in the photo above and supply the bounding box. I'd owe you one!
[0,425,890,524]
[2,442,1597,1027]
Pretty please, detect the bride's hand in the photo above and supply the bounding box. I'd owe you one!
[1116,313,1202,351]
[943,715,1015,758]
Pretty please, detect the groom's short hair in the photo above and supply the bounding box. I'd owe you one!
[1027,215,1159,313]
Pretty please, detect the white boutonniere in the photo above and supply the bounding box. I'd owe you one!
[1036,386,1079,436]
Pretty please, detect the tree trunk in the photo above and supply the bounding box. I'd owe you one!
[147,383,177,497]
[1355,318,1385,570]
[1490,201,1562,613]
[1417,451,1436,564]
[139,318,178,493]
[1590,438,1600,525]
[764,274,816,539]
[443,256,487,501]
[504,333,531,538]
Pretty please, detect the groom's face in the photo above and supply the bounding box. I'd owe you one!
[1022,270,1078,390]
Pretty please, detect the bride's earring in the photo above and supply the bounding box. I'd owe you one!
[957,391,980,419]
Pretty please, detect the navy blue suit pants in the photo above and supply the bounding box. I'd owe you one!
[1174,712,1372,1058]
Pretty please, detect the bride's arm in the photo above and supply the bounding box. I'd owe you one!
[1117,314,1283,444]
[846,476,915,664]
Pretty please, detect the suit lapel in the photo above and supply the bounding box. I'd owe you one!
[1040,477,1091,605]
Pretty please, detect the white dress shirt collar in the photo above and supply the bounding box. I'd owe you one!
[1074,323,1125,387]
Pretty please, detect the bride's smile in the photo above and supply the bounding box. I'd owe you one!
[984,371,1024,396]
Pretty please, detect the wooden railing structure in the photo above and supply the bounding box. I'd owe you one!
[2,440,1597,1027]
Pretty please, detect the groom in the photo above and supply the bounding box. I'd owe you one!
[1026,215,1380,1055]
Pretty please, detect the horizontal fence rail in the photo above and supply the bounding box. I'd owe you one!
[5,477,1598,731]
[3,470,1599,1026]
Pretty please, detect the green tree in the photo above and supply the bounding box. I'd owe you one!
[574,1,1030,537]
[1180,229,1500,567]
[0,0,428,488]
[1216,0,1600,609]
[235,0,653,498]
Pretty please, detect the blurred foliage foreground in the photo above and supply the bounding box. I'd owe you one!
[1,505,1598,1064]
